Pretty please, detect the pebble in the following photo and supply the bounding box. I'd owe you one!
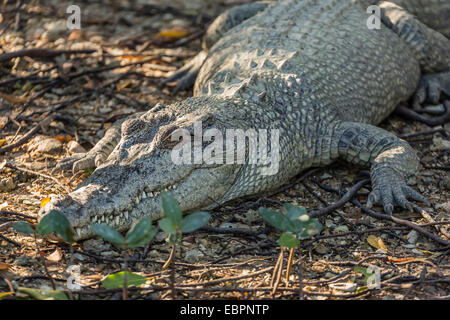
[431,136,450,151]
[407,230,419,244]
[28,135,63,155]
[82,238,110,253]
[0,177,16,192]
[329,283,357,292]
[71,253,88,262]
[436,202,450,214]
[42,20,67,41]
[184,249,204,263]
[15,255,31,266]
[443,177,450,191]
[67,140,86,154]
[334,225,349,233]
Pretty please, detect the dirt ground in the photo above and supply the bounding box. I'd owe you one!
[0,0,449,300]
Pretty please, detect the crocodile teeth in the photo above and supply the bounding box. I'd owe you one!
[135,197,140,204]
[124,211,129,220]
[141,191,147,199]
[148,192,154,197]
[115,216,120,225]
[76,228,81,237]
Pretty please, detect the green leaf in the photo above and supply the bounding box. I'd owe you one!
[102,272,148,289]
[14,221,35,235]
[298,218,323,239]
[277,232,300,248]
[91,224,125,248]
[36,210,74,242]
[258,207,294,232]
[284,203,307,221]
[167,232,181,245]
[354,266,369,277]
[126,217,156,248]
[18,287,68,300]
[179,212,210,233]
[128,227,158,248]
[161,191,182,226]
[158,217,177,234]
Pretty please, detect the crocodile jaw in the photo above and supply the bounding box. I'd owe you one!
[38,106,241,241]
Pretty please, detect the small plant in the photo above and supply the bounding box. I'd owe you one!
[158,191,211,269]
[259,203,322,295]
[91,217,157,300]
[13,210,74,299]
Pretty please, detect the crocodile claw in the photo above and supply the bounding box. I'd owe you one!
[53,152,97,174]
[412,72,450,108]
[367,169,430,215]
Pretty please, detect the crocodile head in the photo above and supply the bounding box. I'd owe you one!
[38,96,278,240]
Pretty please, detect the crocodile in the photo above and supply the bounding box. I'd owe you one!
[39,0,450,240]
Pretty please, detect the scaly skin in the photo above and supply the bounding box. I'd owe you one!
[39,0,450,240]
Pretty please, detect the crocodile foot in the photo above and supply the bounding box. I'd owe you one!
[367,167,430,215]
[53,152,101,174]
[161,51,207,93]
[412,71,450,108]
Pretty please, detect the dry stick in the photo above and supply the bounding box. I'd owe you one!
[297,255,304,300]
[0,232,20,247]
[4,163,70,193]
[271,248,285,297]
[0,48,96,63]
[122,245,128,300]
[33,234,56,290]
[415,206,450,240]
[0,114,53,154]
[309,179,370,218]
[285,247,295,284]
[177,266,273,288]
[0,209,37,221]
[62,284,370,299]
[314,181,450,246]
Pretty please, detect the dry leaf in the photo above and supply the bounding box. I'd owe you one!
[0,93,28,104]
[157,27,189,39]
[367,235,391,253]
[68,29,83,41]
[46,248,63,263]
[0,262,10,271]
[117,55,145,61]
[387,257,415,263]
[54,135,72,143]
[0,292,14,299]
[0,139,5,147]
[40,197,51,208]
[116,80,133,92]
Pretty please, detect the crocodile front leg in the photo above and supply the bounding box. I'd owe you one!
[55,112,144,173]
[162,1,269,92]
[330,121,429,214]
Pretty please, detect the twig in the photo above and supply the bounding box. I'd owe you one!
[0,48,96,63]
[312,180,450,246]
[0,209,37,221]
[0,114,53,155]
[0,232,20,247]
[4,162,70,193]
[309,179,370,218]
